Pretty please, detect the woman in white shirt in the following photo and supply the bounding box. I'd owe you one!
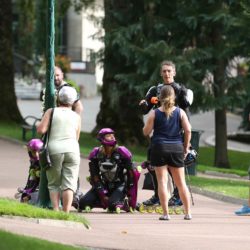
[37,86,81,213]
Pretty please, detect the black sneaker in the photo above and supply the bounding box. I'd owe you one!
[168,196,183,207]
[142,195,160,206]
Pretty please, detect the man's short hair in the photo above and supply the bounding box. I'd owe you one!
[160,60,176,70]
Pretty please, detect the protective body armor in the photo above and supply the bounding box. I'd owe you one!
[141,82,193,115]
[80,145,140,211]
[88,145,133,191]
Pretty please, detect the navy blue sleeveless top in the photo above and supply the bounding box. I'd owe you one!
[151,107,183,145]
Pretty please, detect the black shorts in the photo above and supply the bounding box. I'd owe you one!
[150,144,184,168]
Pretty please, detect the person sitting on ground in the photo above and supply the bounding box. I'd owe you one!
[37,86,81,213]
[78,128,140,213]
[16,139,43,204]
[143,85,192,220]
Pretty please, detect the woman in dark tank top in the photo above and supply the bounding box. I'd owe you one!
[143,85,192,221]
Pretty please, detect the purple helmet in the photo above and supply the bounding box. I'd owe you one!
[27,139,43,151]
[97,128,117,146]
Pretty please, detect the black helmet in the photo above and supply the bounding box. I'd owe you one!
[184,148,198,167]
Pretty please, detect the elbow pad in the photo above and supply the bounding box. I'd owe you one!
[186,89,193,106]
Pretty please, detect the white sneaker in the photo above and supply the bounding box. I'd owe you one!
[184,214,192,220]
[159,214,171,220]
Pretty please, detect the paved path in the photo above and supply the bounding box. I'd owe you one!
[0,138,249,250]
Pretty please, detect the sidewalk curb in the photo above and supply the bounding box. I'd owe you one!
[204,135,250,153]
[1,215,90,230]
[0,136,25,145]
[202,171,249,180]
[191,186,247,205]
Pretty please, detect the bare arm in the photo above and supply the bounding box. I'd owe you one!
[36,108,53,134]
[143,110,155,136]
[73,100,83,116]
[76,115,81,140]
[180,109,192,156]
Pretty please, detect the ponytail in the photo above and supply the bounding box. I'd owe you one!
[159,85,175,118]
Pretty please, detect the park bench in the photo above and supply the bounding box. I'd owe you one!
[21,115,41,141]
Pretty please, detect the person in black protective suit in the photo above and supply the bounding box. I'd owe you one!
[139,60,193,208]
[78,128,140,213]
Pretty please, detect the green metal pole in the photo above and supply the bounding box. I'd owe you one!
[38,0,55,208]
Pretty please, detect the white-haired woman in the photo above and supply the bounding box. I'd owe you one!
[143,85,192,220]
[37,86,81,213]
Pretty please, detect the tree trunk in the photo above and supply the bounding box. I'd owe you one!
[94,0,145,145]
[213,64,230,168]
[0,1,23,123]
[214,108,230,168]
[210,15,230,168]
[212,59,230,167]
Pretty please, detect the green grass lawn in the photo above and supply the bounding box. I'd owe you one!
[0,229,86,250]
[198,147,250,172]
[197,164,248,177]
[189,176,249,199]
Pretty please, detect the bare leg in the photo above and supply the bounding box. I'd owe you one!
[62,189,74,213]
[169,166,191,215]
[49,191,60,211]
[155,166,169,215]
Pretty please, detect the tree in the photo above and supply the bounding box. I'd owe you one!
[174,1,250,168]
[0,1,23,122]
[95,0,250,168]
[95,0,147,144]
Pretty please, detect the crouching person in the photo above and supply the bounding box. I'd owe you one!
[79,128,140,213]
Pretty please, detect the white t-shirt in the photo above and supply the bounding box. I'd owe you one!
[48,107,80,155]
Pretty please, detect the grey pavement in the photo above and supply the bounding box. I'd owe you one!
[1,97,248,249]
[17,96,101,134]
[0,138,250,250]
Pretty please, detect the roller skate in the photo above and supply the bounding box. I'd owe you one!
[107,199,134,214]
[123,198,136,213]
[83,206,92,213]
[72,190,84,210]
[138,195,161,213]
[15,187,32,203]
[78,205,92,213]
[168,196,184,214]
[107,205,122,214]
[14,187,24,199]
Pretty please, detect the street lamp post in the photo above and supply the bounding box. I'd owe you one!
[38,0,55,208]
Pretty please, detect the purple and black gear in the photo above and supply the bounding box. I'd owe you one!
[17,139,43,203]
[97,128,117,146]
[27,139,43,161]
[79,145,140,212]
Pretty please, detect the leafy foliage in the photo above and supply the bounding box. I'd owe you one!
[0,1,23,122]
[94,0,250,168]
